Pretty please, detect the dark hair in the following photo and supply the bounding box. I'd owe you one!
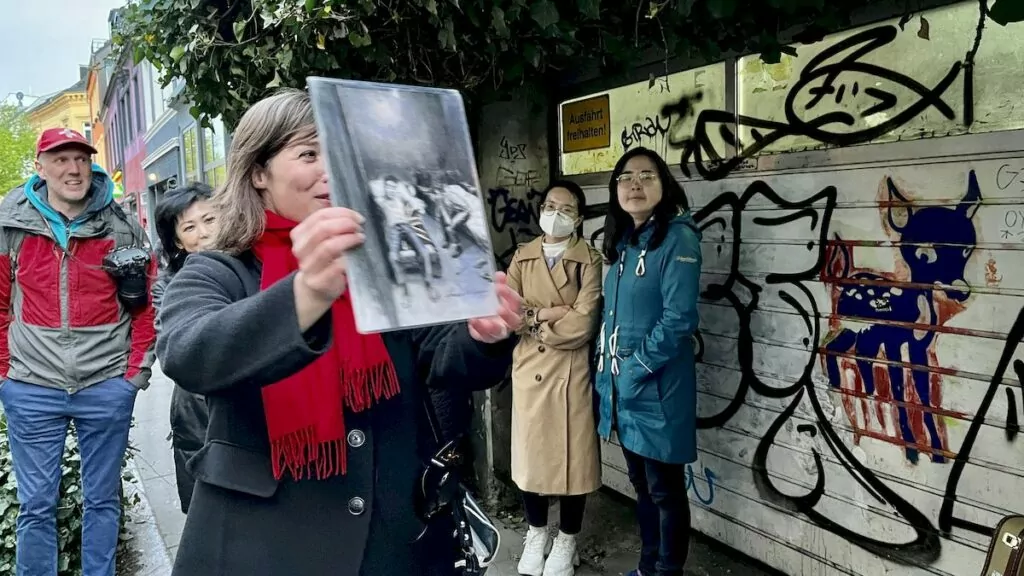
[542,179,588,237]
[601,147,688,264]
[156,182,214,274]
[383,174,399,184]
[414,169,433,190]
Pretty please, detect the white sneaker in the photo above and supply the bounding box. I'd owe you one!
[517,526,550,576]
[542,532,580,576]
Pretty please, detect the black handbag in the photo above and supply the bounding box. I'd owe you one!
[415,397,501,575]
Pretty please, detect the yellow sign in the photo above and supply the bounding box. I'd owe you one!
[561,95,610,153]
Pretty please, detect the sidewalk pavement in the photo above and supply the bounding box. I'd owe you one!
[130,363,772,575]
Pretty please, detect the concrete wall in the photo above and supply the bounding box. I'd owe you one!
[554,2,1024,574]
[473,99,549,492]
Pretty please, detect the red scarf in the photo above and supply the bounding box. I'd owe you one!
[252,210,400,481]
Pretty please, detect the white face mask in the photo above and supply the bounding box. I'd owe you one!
[539,210,577,238]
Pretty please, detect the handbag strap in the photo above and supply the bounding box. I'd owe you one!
[421,392,484,574]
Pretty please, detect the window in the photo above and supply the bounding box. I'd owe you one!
[120,93,131,144]
[83,123,93,143]
[145,63,168,126]
[133,73,144,134]
[204,165,227,188]
[183,125,199,182]
[202,117,227,187]
[105,138,115,171]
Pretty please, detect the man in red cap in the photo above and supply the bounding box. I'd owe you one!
[0,127,156,576]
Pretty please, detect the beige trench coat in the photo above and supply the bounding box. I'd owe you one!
[506,236,603,495]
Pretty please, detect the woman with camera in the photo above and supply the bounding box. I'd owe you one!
[155,88,522,576]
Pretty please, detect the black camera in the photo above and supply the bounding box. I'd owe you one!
[103,246,151,312]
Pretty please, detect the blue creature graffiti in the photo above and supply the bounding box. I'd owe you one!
[822,171,981,464]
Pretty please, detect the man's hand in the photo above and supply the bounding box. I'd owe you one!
[468,272,523,343]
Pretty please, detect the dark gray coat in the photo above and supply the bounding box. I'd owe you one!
[155,252,513,576]
[153,269,209,514]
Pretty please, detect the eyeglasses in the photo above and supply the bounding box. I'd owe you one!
[616,171,658,185]
[540,202,578,217]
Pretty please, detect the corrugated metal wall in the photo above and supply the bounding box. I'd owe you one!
[556,2,1024,574]
[577,140,1024,575]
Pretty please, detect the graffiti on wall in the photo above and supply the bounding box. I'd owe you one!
[569,10,1021,565]
[660,25,962,181]
[487,140,544,268]
[545,2,1024,569]
[585,171,991,566]
[687,180,949,564]
[620,114,672,153]
[498,136,528,163]
[687,464,717,506]
[941,309,1024,536]
[822,172,981,464]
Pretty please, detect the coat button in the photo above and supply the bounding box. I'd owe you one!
[348,497,366,516]
[538,345,546,353]
[347,429,365,448]
[535,374,542,382]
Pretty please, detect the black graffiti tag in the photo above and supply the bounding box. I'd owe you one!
[486,187,543,234]
[498,137,528,162]
[941,311,1024,537]
[621,115,672,151]
[662,25,962,181]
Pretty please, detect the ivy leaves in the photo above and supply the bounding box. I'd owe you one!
[530,1,560,29]
[118,0,945,132]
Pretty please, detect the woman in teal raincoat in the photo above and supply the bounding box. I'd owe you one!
[594,147,702,576]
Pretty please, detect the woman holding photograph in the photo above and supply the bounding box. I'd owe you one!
[151,182,218,514]
[506,181,603,576]
[595,147,702,576]
[155,88,522,576]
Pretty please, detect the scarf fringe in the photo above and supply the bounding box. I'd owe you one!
[344,362,401,413]
[271,428,349,480]
[270,362,399,481]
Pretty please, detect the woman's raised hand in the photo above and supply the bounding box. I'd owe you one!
[468,272,524,343]
[291,207,365,330]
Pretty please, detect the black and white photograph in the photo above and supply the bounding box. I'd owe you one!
[308,77,499,333]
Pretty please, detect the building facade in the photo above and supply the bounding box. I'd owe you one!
[86,39,115,173]
[139,63,228,246]
[100,49,148,229]
[23,72,91,139]
[98,10,231,239]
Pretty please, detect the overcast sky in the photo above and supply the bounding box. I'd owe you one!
[0,0,127,99]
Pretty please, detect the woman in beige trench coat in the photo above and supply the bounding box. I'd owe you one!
[506,180,603,576]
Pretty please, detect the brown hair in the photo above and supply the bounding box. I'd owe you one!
[211,88,317,253]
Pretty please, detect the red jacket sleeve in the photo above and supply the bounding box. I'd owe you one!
[125,253,157,387]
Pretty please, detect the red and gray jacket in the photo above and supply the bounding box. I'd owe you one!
[0,165,157,392]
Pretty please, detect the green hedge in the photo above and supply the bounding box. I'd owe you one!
[0,413,138,575]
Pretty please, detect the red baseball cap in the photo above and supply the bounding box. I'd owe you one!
[36,127,98,157]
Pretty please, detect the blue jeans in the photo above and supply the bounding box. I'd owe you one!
[622,447,691,576]
[0,377,138,576]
